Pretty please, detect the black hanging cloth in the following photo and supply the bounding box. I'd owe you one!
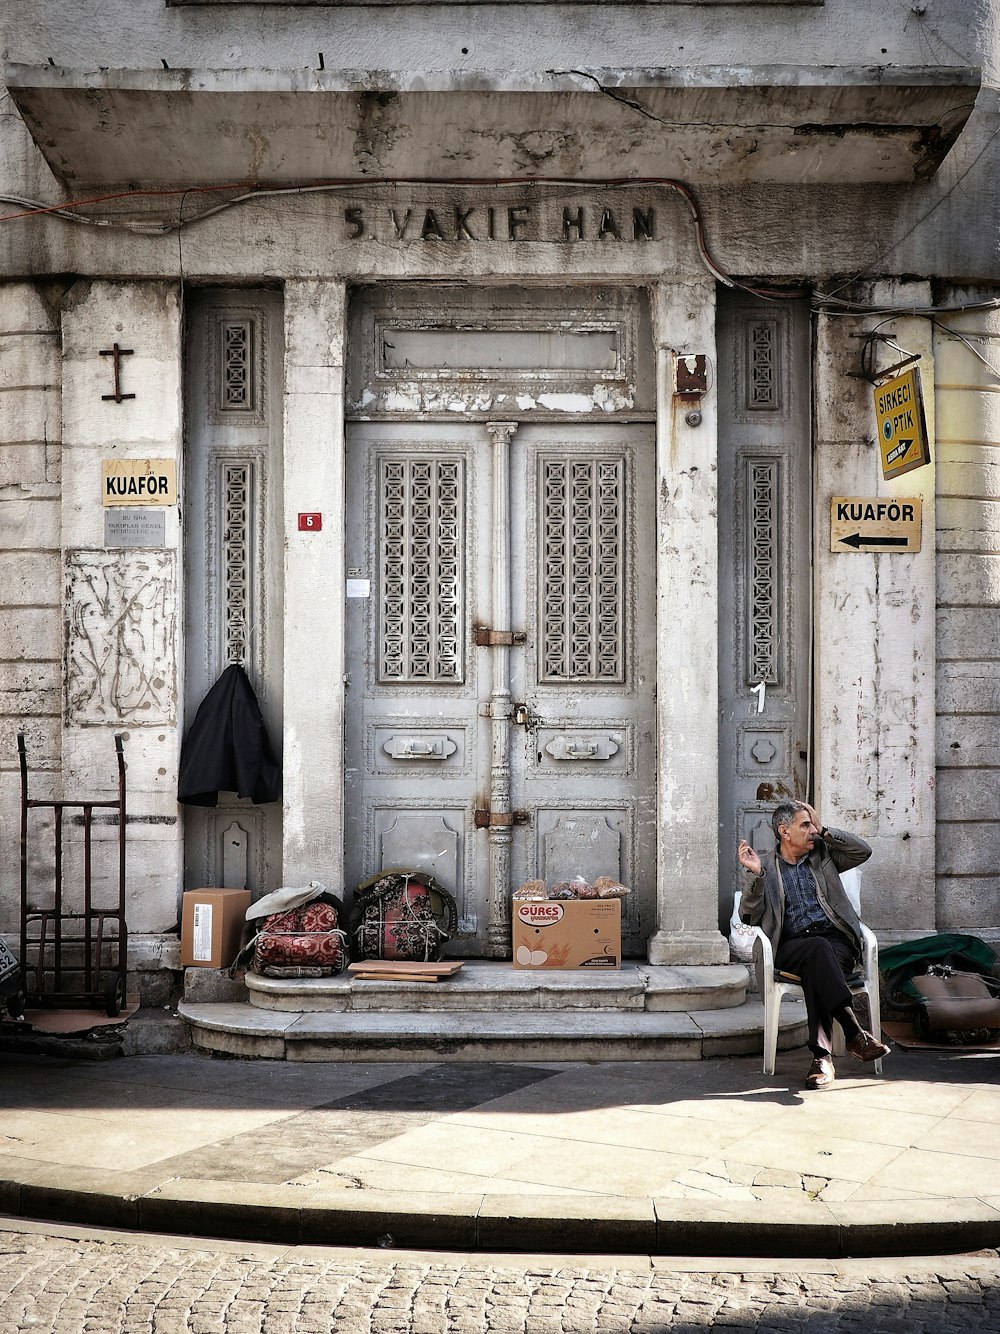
[177,664,282,807]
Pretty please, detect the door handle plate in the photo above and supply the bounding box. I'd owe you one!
[544,734,621,761]
[382,733,458,760]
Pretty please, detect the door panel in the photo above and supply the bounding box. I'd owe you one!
[183,289,284,899]
[344,424,490,947]
[717,293,811,929]
[511,425,656,952]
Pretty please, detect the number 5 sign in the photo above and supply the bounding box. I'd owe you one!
[297,512,322,532]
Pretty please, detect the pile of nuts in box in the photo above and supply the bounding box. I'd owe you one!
[513,876,629,900]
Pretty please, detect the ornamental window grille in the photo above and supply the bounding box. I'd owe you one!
[747,459,779,685]
[378,456,464,683]
[222,462,253,666]
[220,320,255,412]
[747,320,779,411]
[540,456,625,682]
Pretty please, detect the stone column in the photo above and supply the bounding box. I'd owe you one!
[647,279,729,965]
[282,280,348,887]
[813,280,936,936]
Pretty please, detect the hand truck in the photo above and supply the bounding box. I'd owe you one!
[18,731,128,1017]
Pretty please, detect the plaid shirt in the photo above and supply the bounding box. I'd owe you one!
[779,855,831,938]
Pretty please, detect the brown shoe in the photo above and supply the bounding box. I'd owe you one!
[804,1055,835,1089]
[846,1030,891,1062]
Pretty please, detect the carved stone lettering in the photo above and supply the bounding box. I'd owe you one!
[342,201,657,244]
[421,208,445,241]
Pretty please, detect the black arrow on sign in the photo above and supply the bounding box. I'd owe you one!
[840,533,909,549]
[885,437,913,466]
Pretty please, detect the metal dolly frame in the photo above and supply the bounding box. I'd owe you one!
[18,731,128,1017]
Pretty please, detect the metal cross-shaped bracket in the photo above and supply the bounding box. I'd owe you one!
[100,342,136,403]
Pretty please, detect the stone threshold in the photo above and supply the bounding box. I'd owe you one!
[238,961,751,1014]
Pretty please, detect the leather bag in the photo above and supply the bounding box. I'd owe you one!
[909,965,1000,1038]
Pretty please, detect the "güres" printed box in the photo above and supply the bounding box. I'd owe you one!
[512,898,621,969]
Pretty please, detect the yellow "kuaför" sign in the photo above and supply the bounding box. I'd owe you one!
[102,459,177,506]
[873,368,930,481]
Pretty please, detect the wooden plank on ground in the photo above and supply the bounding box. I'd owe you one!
[351,971,442,983]
[347,960,464,976]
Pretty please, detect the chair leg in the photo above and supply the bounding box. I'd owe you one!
[763,990,780,1076]
[867,986,884,1077]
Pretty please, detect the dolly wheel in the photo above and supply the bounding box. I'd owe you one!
[104,973,125,1018]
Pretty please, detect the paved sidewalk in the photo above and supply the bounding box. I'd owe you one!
[1,1046,999,1257]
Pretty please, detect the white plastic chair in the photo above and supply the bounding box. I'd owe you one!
[736,867,883,1076]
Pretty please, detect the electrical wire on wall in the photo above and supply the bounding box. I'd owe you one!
[0,174,792,301]
[3,171,1000,328]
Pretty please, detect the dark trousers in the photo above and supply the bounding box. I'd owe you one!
[774,930,858,1058]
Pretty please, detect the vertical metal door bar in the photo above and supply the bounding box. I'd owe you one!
[485,421,518,957]
[53,805,63,992]
[18,732,28,998]
[83,805,93,993]
[116,731,127,988]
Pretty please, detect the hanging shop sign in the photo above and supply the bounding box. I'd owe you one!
[831,496,922,553]
[873,367,931,480]
[102,459,177,506]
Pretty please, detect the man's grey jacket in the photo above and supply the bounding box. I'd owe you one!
[738,827,872,960]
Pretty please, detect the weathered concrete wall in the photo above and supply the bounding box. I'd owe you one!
[0,283,62,934]
[813,282,937,936]
[0,2,997,286]
[63,280,183,935]
[2,280,185,939]
[0,0,977,73]
[0,0,998,955]
[935,291,1000,936]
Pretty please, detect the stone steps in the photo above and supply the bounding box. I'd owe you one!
[179,959,809,1062]
[240,962,750,1014]
[178,998,808,1061]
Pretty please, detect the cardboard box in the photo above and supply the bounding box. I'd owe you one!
[512,898,621,969]
[181,888,251,968]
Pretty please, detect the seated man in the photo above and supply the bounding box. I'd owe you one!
[738,800,890,1090]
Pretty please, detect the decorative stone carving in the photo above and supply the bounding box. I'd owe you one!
[66,550,176,725]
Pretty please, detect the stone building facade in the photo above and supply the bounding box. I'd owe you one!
[0,1,997,1002]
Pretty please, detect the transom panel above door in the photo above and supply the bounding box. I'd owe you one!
[344,285,656,957]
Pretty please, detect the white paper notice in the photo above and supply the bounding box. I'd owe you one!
[192,903,214,962]
[347,579,371,598]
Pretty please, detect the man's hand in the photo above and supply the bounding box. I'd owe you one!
[802,801,823,833]
[737,839,762,877]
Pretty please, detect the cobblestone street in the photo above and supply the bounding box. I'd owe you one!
[1,1223,998,1333]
